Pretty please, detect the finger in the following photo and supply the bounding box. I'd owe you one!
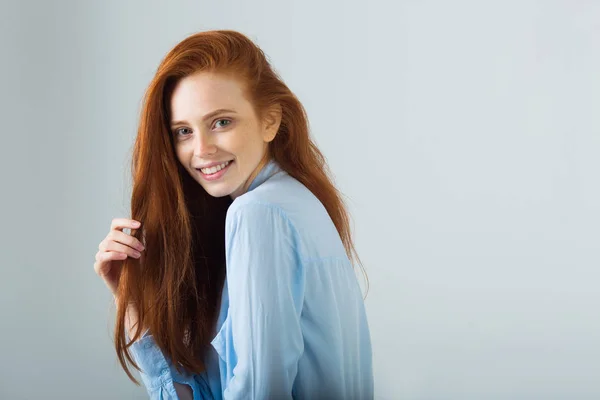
[110,218,141,232]
[95,250,127,264]
[109,230,145,252]
[94,251,128,274]
[102,241,142,259]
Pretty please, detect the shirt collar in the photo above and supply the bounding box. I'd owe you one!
[246,158,283,193]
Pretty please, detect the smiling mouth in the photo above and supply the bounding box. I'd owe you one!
[196,160,233,176]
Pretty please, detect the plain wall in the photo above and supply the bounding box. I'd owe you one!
[0,0,598,399]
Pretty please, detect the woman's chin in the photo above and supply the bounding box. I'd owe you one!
[203,186,234,198]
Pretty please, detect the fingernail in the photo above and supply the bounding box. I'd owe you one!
[133,221,140,227]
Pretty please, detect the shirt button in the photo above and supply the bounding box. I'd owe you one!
[161,368,169,376]
[144,342,153,349]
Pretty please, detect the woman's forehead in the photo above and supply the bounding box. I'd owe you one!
[170,73,252,120]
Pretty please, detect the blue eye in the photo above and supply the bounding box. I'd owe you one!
[173,127,191,136]
[172,119,231,137]
[214,119,231,129]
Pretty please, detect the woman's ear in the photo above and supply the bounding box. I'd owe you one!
[262,103,282,143]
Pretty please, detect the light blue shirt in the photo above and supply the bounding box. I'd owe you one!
[128,159,373,399]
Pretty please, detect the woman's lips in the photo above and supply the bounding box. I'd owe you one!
[197,160,233,181]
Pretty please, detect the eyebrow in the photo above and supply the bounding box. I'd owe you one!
[170,108,237,127]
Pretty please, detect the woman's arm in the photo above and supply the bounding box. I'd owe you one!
[123,304,211,400]
[222,202,305,399]
[128,334,211,400]
[174,383,194,400]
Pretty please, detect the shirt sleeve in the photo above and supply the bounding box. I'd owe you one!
[127,331,214,400]
[223,202,305,399]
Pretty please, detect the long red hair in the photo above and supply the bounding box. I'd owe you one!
[115,29,368,384]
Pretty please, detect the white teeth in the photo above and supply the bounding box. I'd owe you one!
[200,161,231,175]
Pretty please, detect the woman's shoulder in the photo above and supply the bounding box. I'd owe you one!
[233,172,341,233]
[229,172,321,217]
[227,172,347,260]
[227,173,333,236]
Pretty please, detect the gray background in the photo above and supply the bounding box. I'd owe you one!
[1,0,598,399]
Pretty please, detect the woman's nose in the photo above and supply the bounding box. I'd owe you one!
[193,133,217,157]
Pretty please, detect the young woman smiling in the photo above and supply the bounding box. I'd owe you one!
[94,30,373,399]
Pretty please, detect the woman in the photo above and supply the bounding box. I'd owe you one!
[94,30,373,399]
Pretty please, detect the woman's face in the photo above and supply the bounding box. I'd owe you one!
[170,71,281,199]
